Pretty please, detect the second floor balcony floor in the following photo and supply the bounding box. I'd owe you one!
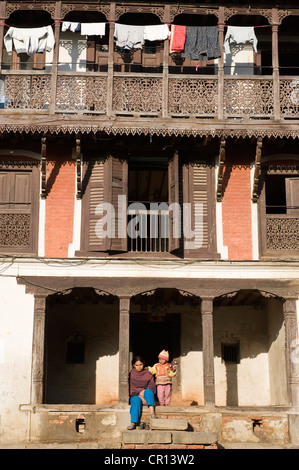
[1,1,299,123]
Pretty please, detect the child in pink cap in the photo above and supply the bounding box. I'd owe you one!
[148,350,177,406]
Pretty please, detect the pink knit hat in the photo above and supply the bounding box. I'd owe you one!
[158,350,169,361]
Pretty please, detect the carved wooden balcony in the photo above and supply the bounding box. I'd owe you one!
[1,70,299,121]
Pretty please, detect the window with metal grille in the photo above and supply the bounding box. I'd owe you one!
[221,342,240,364]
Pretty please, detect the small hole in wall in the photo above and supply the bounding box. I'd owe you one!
[76,418,86,433]
[252,419,263,432]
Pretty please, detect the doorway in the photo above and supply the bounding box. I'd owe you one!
[130,313,180,367]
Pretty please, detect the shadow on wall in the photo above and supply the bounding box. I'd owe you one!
[44,288,118,404]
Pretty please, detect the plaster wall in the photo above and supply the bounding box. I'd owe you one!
[45,299,119,404]
[58,31,87,72]
[0,277,34,443]
[214,305,271,406]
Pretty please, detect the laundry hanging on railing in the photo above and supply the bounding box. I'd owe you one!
[169,25,186,53]
[4,26,55,55]
[114,24,146,50]
[181,26,221,61]
[80,23,106,36]
[143,24,170,41]
[61,21,80,33]
[224,26,258,54]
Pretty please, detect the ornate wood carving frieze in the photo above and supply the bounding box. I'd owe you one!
[252,136,263,203]
[216,136,226,202]
[40,136,47,199]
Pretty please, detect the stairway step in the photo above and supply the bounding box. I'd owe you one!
[172,431,218,445]
[122,430,172,444]
[150,418,188,431]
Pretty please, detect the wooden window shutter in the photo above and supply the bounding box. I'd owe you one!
[0,168,37,252]
[168,151,180,252]
[185,162,210,254]
[86,39,96,71]
[84,158,109,252]
[33,51,46,70]
[286,177,299,214]
[106,155,128,252]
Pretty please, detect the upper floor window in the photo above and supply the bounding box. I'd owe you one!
[0,162,39,254]
[259,166,299,257]
[79,147,218,258]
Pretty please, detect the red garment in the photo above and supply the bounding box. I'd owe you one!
[169,25,186,53]
[129,368,156,396]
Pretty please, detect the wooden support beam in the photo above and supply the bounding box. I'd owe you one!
[216,136,226,202]
[40,136,47,199]
[252,136,263,203]
[76,137,82,199]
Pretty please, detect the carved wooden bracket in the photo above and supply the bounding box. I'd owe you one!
[216,136,226,202]
[40,136,47,199]
[252,136,263,203]
[76,137,82,199]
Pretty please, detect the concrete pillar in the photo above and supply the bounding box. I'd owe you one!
[201,298,215,406]
[31,294,47,404]
[118,296,130,404]
[283,298,299,407]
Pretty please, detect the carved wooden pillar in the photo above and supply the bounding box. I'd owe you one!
[201,298,215,406]
[162,4,170,118]
[107,2,115,117]
[283,299,299,407]
[217,7,225,121]
[118,296,130,404]
[0,1,6,73]
[49,1,61,114]
[31,295,47,404]
[271,9,280,121]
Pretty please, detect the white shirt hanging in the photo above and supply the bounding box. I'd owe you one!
[4,26,55,55]
[224,26,258,54]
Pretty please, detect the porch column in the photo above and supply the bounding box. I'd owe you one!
[31,294,47,404]
[118,296,130,404]
[283,298,299,407]
[201,298,215,406]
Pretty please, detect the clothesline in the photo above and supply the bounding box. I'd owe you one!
[0,20,272,29]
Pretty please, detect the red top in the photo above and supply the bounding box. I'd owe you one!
[129,368,156,396]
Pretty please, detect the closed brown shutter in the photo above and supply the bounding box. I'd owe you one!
[86,39,96,72]
[0,168,38,252]
[85,158,109,252]
[168,151,180,252]
[106,155,128,252]
[33,51,46,70]
[184,162,215,256]
[286,177,299,214]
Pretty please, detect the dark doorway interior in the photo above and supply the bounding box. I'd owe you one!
[130,313,180,367]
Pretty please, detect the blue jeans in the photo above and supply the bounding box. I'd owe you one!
[130,389,155,424]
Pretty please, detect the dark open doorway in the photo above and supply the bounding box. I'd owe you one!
[130,313,180,367]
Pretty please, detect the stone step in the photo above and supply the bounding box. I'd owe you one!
[122,430,218,446]
[172,431,218,445]
[150,418,188,431]
[122,430,172,445]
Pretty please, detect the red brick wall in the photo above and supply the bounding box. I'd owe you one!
[222,151,253,260]
[45,146,75,257]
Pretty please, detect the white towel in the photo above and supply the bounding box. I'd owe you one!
[224,26,258,54]
[80,23,106,36]
[114,24,145,50]
[62,21,80,33]
[144,24,170,41]
[4,26,55,55]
